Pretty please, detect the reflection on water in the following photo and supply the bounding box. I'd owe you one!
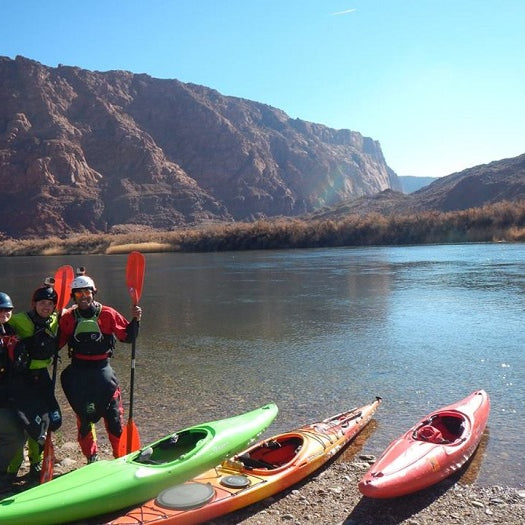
[340,419,380,462]
[458,429,490,485]
[0,243,523,487]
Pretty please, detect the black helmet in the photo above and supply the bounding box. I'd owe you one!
[32,286,58,305]
[0,292,13,309]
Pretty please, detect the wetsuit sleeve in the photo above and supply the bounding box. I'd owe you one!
[125,319,140,343]
[100,306,134,343]
[7,312,30,338]
[58,311,75,348]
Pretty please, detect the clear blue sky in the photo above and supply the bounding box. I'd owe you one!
[2,0,524,178]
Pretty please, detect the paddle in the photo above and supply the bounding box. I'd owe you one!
[118,251,145,456]
[41,264,75,483]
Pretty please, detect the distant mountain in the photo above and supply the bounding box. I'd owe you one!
[410,154,525,211]
[399,176,438,193]
[308,154,525,220]
[0,55,400,238]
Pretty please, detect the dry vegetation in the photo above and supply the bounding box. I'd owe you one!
[2,201,525,257]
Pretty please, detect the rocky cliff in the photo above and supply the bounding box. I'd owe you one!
[0,55,400,237]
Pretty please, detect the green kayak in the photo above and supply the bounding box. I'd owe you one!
[0,403,278,525]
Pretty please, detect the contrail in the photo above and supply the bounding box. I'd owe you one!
[331,8,357,16]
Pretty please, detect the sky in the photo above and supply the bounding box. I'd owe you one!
[2,0,524,178]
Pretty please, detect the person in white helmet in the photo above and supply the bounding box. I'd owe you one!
[58,268,142,464]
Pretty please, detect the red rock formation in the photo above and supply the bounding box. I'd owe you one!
[1,55,399,237]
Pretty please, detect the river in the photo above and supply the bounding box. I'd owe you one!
[1,242,523,487]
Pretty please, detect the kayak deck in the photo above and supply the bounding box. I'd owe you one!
[0,403,279,525]
[105,397,381,524]
[358,390,490,498]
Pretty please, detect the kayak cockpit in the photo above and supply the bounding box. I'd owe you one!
[133,429,209,465]
[413,412,467,445]
[235,435,304,470]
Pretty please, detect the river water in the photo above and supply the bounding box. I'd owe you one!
[1,243,523,487]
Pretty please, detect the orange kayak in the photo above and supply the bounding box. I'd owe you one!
[358,390,490,499]
[105,397,381,524]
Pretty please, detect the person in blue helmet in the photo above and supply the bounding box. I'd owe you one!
[0,292,25,494]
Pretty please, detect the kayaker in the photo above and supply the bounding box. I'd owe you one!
[7,282,62,481]
[58,268,142,463]
[0,292,25,494]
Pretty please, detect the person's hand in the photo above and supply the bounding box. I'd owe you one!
[132,305,142,321]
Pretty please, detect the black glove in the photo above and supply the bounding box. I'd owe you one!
[49,408,62,431]
[13,341,30,371]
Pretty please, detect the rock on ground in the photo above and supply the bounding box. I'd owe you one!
[212,461,525,525]
[7,442,525,525]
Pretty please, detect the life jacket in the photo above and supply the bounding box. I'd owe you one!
[68,305,115,358]
[0,337,10,384]
[9,311,58,369]
[0,341,7,383]
[0,325,17,391]
[26,311,58,363]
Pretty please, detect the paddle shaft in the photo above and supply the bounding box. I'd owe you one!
[41,265,74,483]
[127,318,138,421]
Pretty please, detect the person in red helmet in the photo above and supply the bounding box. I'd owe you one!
[7,282,62,482]
[0,292,25,494]
[58,268,142,463]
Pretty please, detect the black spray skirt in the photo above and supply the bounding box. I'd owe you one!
[61,359,118,423]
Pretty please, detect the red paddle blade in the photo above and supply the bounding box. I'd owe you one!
[126,252,145,305]
[54,265,75,311]
[118,420,141,457]
[40,435,55,483]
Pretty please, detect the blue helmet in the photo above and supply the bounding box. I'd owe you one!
[0,292,13,309]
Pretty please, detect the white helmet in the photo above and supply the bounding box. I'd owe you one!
[71,275,97,292]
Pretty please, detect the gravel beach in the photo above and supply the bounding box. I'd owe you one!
[214,459,525,525]
[6,437,524,525]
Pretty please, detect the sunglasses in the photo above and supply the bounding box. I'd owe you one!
[73,289,92,297]
[0,308,13,313]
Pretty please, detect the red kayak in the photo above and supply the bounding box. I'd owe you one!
[104,397,381,524]
[358,390,490,498]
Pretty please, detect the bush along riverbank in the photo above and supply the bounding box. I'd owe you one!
[1,200,525,257]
